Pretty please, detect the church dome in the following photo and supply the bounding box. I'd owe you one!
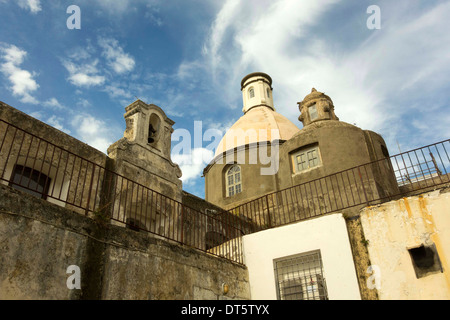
[214,106,300,157]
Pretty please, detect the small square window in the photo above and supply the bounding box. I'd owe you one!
[309,104,318,121]
[291,145,321,173]
[408,244,443,279]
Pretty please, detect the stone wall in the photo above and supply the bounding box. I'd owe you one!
[0,184,250,300]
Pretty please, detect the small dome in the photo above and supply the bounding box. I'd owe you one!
[301,88,333,105]
[214,106,300,157]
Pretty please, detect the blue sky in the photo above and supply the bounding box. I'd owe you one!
[0,0,449,198]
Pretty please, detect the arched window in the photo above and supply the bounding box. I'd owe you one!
[148,113,161,144]
[9,164,51,199]
[226,165,242,197]
[248,87,255,99]
[266,88,270,98]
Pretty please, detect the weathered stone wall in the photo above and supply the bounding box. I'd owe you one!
[0,184,250,300]
[345,216,379,300]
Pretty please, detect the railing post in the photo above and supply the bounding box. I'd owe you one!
[85,164,96,216]
[358,167,369,205]
[265,195,272,229]
[180,205,184,244]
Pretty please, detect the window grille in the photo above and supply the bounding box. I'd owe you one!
[9,164,51,199]
[274,250,328,300]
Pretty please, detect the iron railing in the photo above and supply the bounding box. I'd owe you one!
[0,119,246,264]
[229,139,450,231]
[1,116,449,265]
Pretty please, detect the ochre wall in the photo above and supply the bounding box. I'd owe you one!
[360,188,450,299]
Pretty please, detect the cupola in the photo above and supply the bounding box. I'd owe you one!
[298,88,339,127]
[241,72,274,113]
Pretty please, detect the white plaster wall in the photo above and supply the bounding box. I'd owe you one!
[242,213,361,300]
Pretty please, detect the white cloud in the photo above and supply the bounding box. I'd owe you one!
[63,59,106,87]
[0,44,39,104]
[47,115,71,134]
[172,148,214,184]
[76,98,91,108]
[199,0,450,139]
[71,114,114,153]
[103,83,133,99]
[43,97,66,109]
[17,0,41,13]
[98,37,135,74]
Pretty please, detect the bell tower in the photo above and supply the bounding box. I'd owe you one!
[241,72,275,113]
[107,99,182,200]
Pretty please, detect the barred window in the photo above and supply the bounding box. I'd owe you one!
[292,145,321,173]
[226,165,242,197]
[9,164,51,199]
[274,250,328,300]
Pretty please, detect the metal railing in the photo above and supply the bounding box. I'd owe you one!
[1,117,449,264]
[229,139,450,231]
[0,119,246,264]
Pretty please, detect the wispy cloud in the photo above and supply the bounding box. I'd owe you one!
[171,147,214,185]
[17,0,41,13]
[198,0,450,146]
[71,113,115,153]
[0,43,39,104]
[46,115,71,134]
[43,97,66,110]
[62,59,106,87]
[98,37,136,74]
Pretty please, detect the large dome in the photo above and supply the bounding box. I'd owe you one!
[214,106,300,157]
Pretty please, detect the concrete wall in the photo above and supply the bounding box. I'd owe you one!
[360,188,450,299]
[0,184,250,300]
[242,213,361,300]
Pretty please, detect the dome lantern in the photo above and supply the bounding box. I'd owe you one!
[297,88,339,127]
[241,72,275,114]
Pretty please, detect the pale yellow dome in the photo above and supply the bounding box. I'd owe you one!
[214,106,300,157]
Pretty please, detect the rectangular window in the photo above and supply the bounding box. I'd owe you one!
[408,244,443,279]
[309,103,318,121]
[274,250,328,300]
[292,145,321,173]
